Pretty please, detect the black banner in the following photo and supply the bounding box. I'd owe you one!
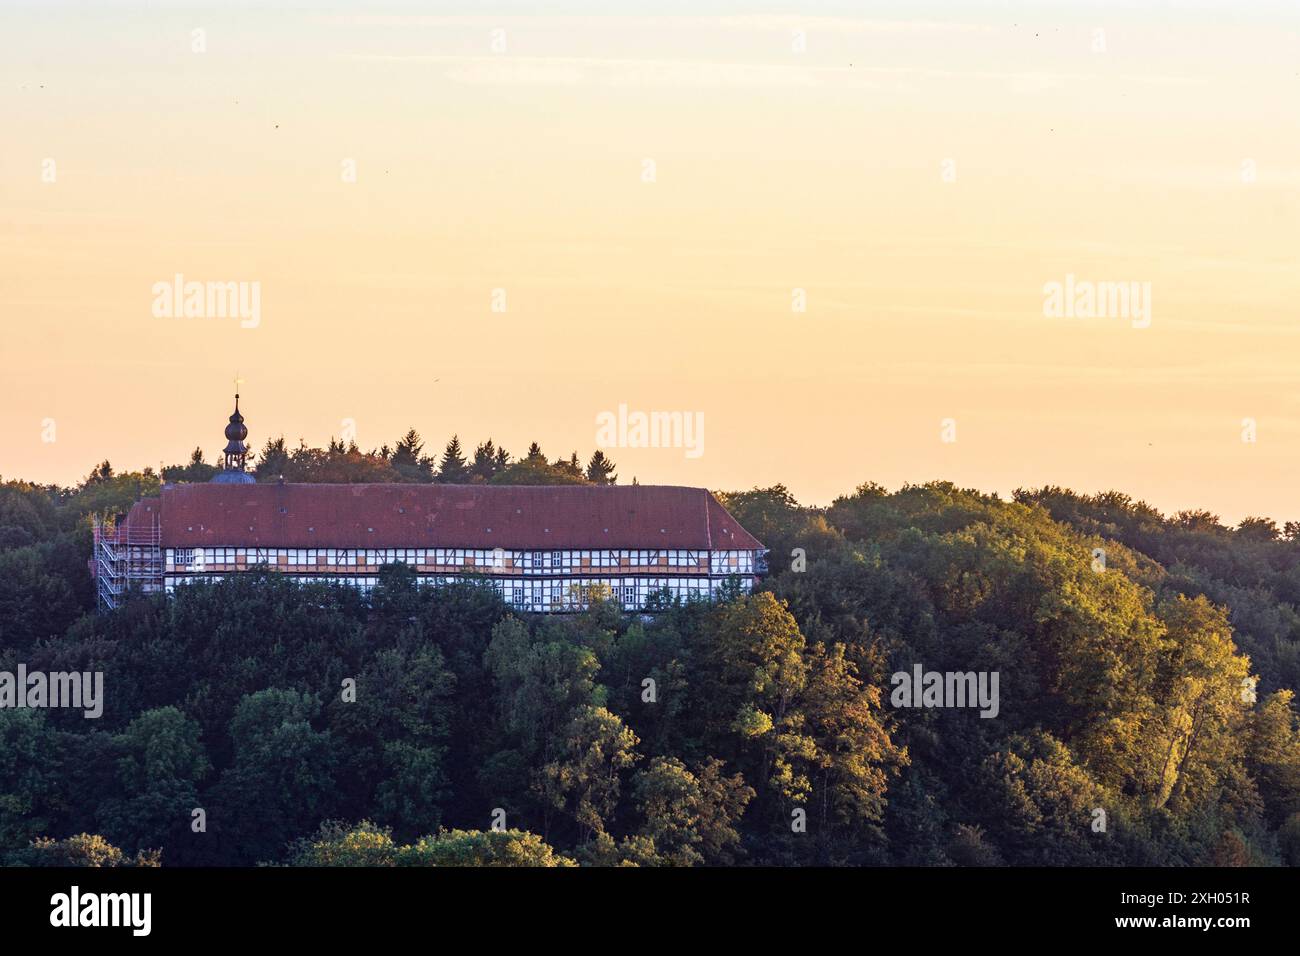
[0,866,1277,942]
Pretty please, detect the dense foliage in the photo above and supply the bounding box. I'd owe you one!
[2,461,1300,866]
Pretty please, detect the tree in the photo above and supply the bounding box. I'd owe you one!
[976,732,1114,866]
[1236,516,1279,542]
[797,642,908,837]
[1278,812,1300,865]
[97,707,209,854]
[1143,595,1250,810]
[484,619,601,761]
[402,828,575,866]
[285,820,575,866]
[438,436,470,484]
[633,756,753,865]
[392,429,423,467]
[490,458,590,486]
[555,452,584,481]
[254,436,290,480]
[698,592,809,802]
[586,450,618,485]
[208,689,340,864]
[0,546,79,648]
[1173,510,1224,533]
[1243,689,1300,825]
[329,643,457,839]
[537,706,640,844]
[392,429,433,481]
[67,468,160,521]
[471,440,500,482]
[1205,828,1251,866]
[163,447,217,483]
[0,711,66,855]
[947,824,1004,866]
[286,819,398,866]
[19,833,159,867]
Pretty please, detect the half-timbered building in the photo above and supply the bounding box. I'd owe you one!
[93,397,766,612]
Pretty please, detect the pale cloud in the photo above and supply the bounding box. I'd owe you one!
[338,53,1198,92]
[317,14,994,34]
[342,54,871,89]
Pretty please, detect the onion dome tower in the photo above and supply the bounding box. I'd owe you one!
[211,392,256,485]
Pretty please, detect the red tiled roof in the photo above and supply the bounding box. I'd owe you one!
[127,497,161,527]
[104,497,161,544]
[158,483,765,552]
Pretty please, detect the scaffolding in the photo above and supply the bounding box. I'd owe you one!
[92,510,163,612]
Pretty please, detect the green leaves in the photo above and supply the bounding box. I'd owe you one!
[6,473,1298,867]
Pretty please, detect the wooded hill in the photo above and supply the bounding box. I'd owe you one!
[2,440,1299,866]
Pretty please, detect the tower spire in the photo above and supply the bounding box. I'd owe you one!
[211,385,256,484]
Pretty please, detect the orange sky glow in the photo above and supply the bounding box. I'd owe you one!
[3,2,1298,524]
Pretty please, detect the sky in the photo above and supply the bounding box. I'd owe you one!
[2,1,1298,523]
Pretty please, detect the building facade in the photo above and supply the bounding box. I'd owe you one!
[93,398,766,612]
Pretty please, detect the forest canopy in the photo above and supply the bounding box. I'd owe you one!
[2,448,1300,866]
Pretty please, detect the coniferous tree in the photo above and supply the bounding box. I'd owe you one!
[470,441,499,482]
[438,436,470,484]
[163,448,218,483]
[392,429,433,482]
[554,452,584,480]
[585,450,618,485]
[254,437,290,481]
